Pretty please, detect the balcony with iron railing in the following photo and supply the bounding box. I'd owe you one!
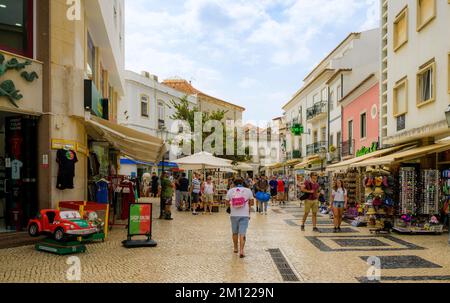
[286,150,302,160]
[306,141,327,156]
[306,101,328,122]
[341,139,355,158]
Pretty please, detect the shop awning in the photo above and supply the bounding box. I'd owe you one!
[351,141,450,168]
[285,158,302,166]
[294,156,320,170]
[325,143,415,172]
[267,162,283,169]
[82,115,166,163]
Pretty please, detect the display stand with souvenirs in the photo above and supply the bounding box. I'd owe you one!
[362,166,394,234]
[395,167,443,234]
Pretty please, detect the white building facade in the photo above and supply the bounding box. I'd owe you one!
[380,0,450,145]
[282,29,380,169]
[119,70,198,138]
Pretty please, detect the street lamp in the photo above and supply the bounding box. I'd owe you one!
[446,105,450,128]
[318,148,327,172]
[157,128,169,219]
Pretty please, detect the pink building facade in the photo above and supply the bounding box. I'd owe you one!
[341,77,380,158]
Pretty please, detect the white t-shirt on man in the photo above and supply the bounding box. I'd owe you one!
[226,186,254,217]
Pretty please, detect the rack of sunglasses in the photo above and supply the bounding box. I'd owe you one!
[420,169,439,215]
[399,167,418,215]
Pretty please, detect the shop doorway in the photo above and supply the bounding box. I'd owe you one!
[0,113,38,232]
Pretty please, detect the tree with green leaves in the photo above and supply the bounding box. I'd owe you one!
[170,96,251,164]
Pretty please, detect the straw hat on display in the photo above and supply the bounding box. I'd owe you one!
[366,208,377,215]
[373,187,384,196]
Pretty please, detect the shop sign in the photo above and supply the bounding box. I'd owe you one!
[42,154,49,169]
[84,80,108,119]
[356,142,379,157]
[128,203,152,236]
[291,124,304,136]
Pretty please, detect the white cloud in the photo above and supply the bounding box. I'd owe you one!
[125,0,381,121]
[239,77,259,89]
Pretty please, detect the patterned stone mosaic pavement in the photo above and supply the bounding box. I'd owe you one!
[0,199,449,283]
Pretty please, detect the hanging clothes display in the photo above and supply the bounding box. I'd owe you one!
[119,180,135,220]
[56,149,78,190]
[96,179,110,204]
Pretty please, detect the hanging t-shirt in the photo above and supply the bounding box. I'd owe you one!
[56,149,78,190]
[96,180,109,204]
[11,159,23,180]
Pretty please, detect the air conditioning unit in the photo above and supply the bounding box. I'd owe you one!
[141,71,150,78]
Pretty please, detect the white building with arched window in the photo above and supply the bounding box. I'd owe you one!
[119,70,198,138]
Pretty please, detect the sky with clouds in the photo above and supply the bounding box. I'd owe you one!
[125,0,380,122]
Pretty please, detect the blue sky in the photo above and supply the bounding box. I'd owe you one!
[125,0,380,122]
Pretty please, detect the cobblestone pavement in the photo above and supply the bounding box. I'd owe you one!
[0,199,449,283]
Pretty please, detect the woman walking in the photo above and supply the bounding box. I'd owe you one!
[202,176,215,215]
[331,179,348,232]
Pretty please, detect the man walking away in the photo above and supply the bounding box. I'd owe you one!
[269,176,278,206]
[175,174,181,211]
[179,173,190,211]
[225,178,254,258]
[190,173,201,215]
[160,172,175,220]
[277,177,285,206]
[301,172,321,232]
[256,175,269,214]
[151,172,159,197]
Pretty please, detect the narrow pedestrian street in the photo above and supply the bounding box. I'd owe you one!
[0,200,448,283]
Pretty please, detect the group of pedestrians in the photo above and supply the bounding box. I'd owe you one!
[299,172,348,233]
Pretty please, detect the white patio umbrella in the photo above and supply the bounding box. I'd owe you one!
[233,162,254,171]
[173,152,233,179]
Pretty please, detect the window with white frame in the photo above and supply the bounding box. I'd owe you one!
[417,59,435,106]
[140,95,149,117]
[158,101,164,121]
[337,85,342,101]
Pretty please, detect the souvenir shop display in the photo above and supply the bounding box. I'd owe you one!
[363,166,394,234]
[440,169,450,228]
[421,170,439,215]
[395,167,443,234]
[399,167,418,215]
[116,178,136,220]
[334,169,359,219]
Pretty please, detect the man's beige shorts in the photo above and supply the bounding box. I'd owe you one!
[305,200,319,214]
[204,194,214,203]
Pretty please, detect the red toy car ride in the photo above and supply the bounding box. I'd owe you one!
[28,209,97,241]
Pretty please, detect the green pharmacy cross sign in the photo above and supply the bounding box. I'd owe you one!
[0,53,39,108]
[291,124,304,136]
